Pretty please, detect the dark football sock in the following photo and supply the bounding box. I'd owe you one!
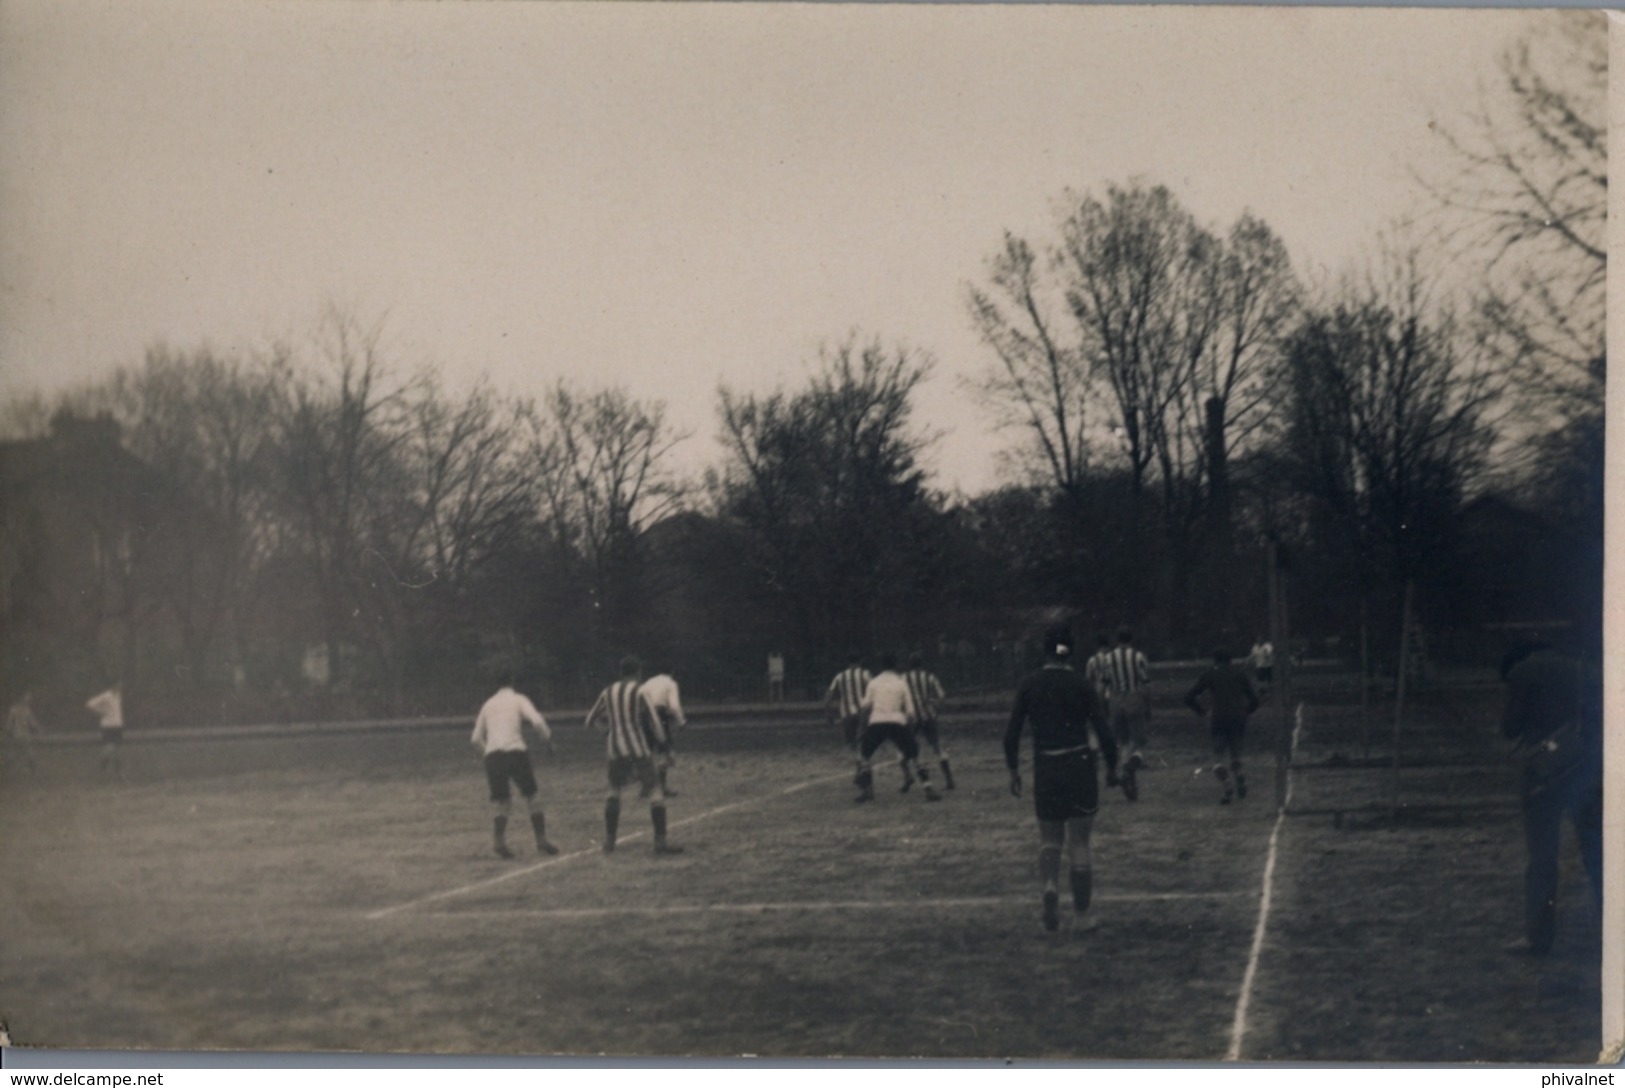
[604,796,621,849]
[652,802,668,842]
[1070,867,1093,912]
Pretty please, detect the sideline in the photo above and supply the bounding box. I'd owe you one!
[429,890,1251,921]
[1225,701,1306,1062]
[364,770,848,921]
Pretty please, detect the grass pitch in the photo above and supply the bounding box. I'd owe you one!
[0,688,1603,1061]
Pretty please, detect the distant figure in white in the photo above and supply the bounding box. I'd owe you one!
[767,652,785,702]
[86,683,124,781]
[470,673,559,859]
[1248,638,1275,697]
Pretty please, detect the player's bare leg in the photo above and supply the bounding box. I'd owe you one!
[1038,820,1065,933]
[526,795,559,855]
[491,799,516,858]
[1064,815,1097,934]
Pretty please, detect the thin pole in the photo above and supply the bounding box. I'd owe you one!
[1269,543,1290,811]
[1390,579,1415,822]
[1360,592,1371,761]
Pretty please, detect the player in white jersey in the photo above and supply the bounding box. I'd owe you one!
[586,656,681,855]
[86,683,124,781]
[470,675,559,858]
[1099,628,1152,801]
[854,653,941,804]
[903,653,953,790]
[639,670,686,797]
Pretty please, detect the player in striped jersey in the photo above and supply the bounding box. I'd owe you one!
[903,652,953,790]
[1099,627,1152,801]
[586,656,682,855]
[854,652,941,803]
[1084,634,1112,705]
[825,652,873,783]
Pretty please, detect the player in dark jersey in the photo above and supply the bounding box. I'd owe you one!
[1005,624,1118,935]
[1183,649,1261,805]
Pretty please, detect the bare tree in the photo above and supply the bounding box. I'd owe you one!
[965,232,1092,498]
[1427,11,1604,423]
[108,345,282,687]
[716,334,937,660]
[269,308,414,687]
[1282,248,1500,643]
[527,381,686,660]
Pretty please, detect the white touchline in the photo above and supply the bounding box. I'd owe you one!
[420,891,1252,921]
[1225,702,1305,1062]
[364,770,850,921]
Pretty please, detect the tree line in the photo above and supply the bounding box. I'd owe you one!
[0,16,1601,722]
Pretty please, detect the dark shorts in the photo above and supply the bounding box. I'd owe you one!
[860,722,919,762]
[484,750,537,803]
[608,755,660,793]
[1211,718,1246,758]
[1034,748,1099,822]
[100,726,124,746]
[913,719,943,754]
[839,714,863,749]
[1257,667,1273,684]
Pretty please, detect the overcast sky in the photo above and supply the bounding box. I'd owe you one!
[0,1,1554,494]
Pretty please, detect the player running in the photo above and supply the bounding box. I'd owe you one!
[854,653,941,804]
[903,652,953,790]
[1005,625,1117,935]
[470,675,560,858]
[1183,649,1261,805]
[587,657,682,855]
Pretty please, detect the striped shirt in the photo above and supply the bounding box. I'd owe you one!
[903,669,946,722]
[1098,645,1150,696]
[1084,651,1111,699]
[826,666,872,719]
[586,679,667,760]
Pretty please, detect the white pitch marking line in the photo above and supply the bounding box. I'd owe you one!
[365,769,852,921]
[1225,701,1306,1062]
[412,890,1252,921]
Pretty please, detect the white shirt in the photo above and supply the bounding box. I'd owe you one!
[640,674,686,727]
[861,671,917,726]
[471,687,548,754]
[1250,642,1274,668]
[87,689,123,729]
